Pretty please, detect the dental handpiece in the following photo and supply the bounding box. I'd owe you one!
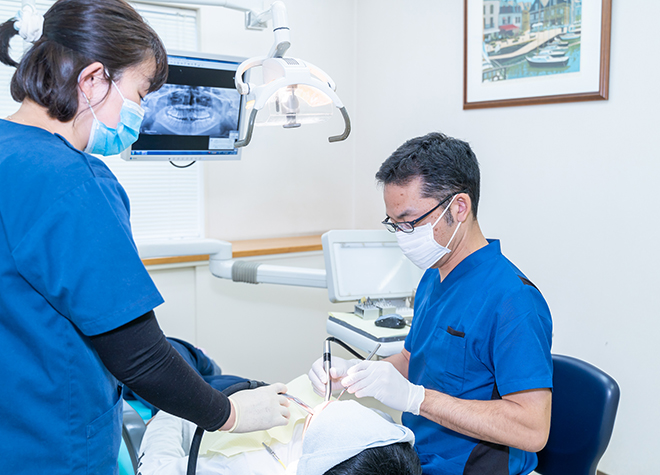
[323,339,332,402]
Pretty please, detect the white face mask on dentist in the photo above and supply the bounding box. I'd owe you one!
[395,194,461,270]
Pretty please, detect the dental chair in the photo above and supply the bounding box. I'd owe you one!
[535,354,620,475]
[119,400,149,475]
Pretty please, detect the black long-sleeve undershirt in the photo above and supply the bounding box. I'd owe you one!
[89,311,230,431]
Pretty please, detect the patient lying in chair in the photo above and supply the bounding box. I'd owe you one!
[138,375,421,475]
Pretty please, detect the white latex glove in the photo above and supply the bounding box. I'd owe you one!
[342,360,425,415]
[227,383,290,433]
[308,356,361,397]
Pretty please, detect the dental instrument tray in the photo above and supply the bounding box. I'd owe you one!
[354,297,397,320]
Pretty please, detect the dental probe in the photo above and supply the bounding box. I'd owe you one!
[336,343,381,401]
[282,393,314,414]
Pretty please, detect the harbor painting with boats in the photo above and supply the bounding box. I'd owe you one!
[482,0,582,82]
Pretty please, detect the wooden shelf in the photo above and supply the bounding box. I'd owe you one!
[141,254,210,267]
[141,235,324,266]
[231,235,323,258]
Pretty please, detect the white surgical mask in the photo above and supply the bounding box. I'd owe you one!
[396,194,461,269]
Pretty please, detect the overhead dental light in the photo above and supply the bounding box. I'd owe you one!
[133,0,350,149]
[233,1,350,147]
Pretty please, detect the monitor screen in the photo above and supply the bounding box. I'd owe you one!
[122,51,246,161]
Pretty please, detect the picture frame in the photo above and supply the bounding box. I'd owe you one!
[463,0,612,109]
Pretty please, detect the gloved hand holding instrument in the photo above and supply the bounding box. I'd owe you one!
[186,381,290,475]
[225,383,290,433]
[341,360,425,415]
[307,337,381,401]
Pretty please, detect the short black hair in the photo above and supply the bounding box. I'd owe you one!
[323,442,422,475]
[375,132,481,217]
[0,0,168,122]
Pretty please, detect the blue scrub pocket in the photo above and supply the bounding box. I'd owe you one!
[86,388,122,475]
[427,327,467,394]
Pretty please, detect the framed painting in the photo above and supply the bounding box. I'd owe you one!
[463,0,612,109]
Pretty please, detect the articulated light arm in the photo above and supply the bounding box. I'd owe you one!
[264,1,290,58]
[150,0,280,31]
[22,0,272,30]
[164,1,291,58]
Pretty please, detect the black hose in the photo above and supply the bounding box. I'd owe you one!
[326,336,367,360]
[186,426,205,475]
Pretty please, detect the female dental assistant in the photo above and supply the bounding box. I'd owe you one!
[0,1,289,474]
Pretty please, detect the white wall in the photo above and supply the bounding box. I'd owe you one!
[153,1,657,473]
[352,1,659,474]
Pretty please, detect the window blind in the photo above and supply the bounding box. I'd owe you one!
[102,3,203,242]
[0,1,204,242]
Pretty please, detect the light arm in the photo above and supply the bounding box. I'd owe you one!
[152,0,271,30]
[266,1,291,58]
[156,0,291,56]
[153,0,260,15]
[152,0,291,40]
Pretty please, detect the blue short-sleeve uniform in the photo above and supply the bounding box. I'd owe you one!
[403,240,553,475]
[0,121,164,474]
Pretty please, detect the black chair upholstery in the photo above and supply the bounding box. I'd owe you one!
[535,354,620,475]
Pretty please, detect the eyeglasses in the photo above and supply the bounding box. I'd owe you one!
[382,190,465,233]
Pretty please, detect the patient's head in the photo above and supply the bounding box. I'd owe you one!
[324,442,421,475]
[298,400,421,475]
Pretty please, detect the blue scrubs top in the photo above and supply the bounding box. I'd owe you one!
[403,240,553,475]
[0,121,164,474]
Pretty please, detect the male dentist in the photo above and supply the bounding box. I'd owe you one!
[309,132,553,475]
